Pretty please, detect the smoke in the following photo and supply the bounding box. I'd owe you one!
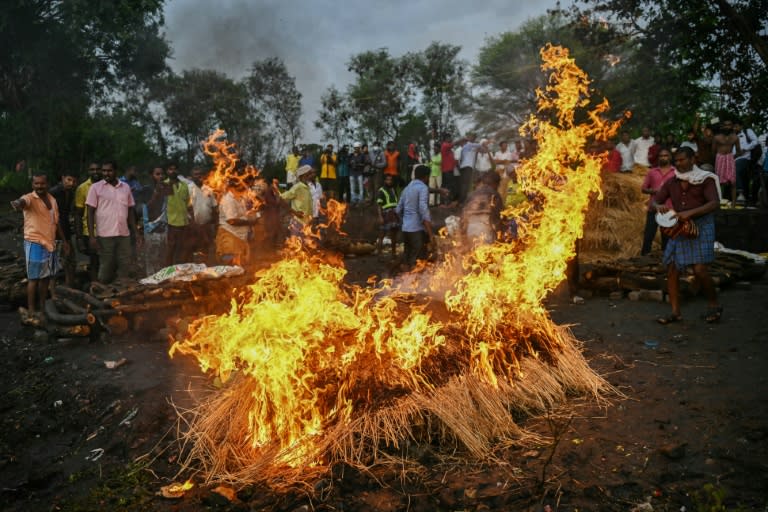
[163,0,558,144]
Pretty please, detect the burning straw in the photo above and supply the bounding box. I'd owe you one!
[171,44,621,488]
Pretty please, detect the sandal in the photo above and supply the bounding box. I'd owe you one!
[704,306,723,324]
[657,314,683,325]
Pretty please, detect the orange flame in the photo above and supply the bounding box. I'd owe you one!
[171,44,623,467]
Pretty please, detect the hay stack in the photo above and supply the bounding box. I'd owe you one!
[582,172,649,262]
[175,319,610,489]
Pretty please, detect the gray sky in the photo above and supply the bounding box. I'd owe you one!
[163,0,559,142]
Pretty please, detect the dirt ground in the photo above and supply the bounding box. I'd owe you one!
[1,204,767,512]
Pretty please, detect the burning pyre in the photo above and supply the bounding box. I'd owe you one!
[170,45,623,487]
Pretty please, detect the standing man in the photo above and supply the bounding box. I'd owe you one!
[164,162,192,265]
[493,140,518,203]
[85,161,137,284]
[188,166,217,263]
[428,143,442,206]
[370,141,387,202]
[653,147,722,325]
[49,170,77,286]
[473,138,494,184]
[142,166,170,275]
[458,134,485,203]
[713,119,740,204]
[281,165,315,235]
[396,164,433,270]
[733,119,759,204]
[440,133,459,207]
[640,148,676,255]
[74,162,102,281]
[349,143,366,205]
[631,127,654,174]
[336,145,351,203]
[383,141,401,189]
[319,144,337,200]
[376,173,401,257]
[616,131,634,173]
[216,179,260,266]
[11,173,69,324]
[461,171,503,246]
[285,146,300,186]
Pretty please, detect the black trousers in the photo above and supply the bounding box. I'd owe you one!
[402,230,427,268]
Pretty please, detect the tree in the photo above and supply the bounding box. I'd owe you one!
[0,0,168,171]
[565,0,768,129]
[403,42,468,139]
[161,70,251,167]
[246,58,303,160]
[346,49,414,142]
[315,86,355,148]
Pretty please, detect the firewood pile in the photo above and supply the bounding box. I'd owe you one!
[581,250,766,297]
[0,248,26,306]
[42,273,251,339]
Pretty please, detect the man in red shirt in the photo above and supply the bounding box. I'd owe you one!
[440,133,458,207]
[640,148,676,255]
[653,147,721,324]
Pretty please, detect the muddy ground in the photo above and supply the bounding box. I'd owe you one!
[0,203,767,512]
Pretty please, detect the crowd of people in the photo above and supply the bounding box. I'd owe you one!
[10,116,767,326]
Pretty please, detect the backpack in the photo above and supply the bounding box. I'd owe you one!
[744,130,763,163]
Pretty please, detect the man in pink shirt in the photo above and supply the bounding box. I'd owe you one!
[640,148,676,255]
[10,173,69,324]
[440,133,458,207]
[86,161,138,283]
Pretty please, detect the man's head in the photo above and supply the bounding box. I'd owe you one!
[353,142,362,153]
[87,162,102,182]
[372,140,382,150]
[124,165,137,179]
[653,132,662,144]
[102,161,118,184]
[482,170,501,188]
[733,119,743,132]
[466,133,477,142]
[499,141,508,151]
[296,165,313,182]
[292,145,299,155]
[673,147,695,173]
[686,129,696,141]
[166,162,179,180]
[386,141,395,151]
[620,131,630,144]
[151,166,165,184]
[658,148,672,166]
[665,133,675,144]
[191,167,205,186]
[32,173,49,196]
[720,119,733,135]
[383,174,395,188]
[326,144,333,153]
[641,127,650,139]
[59,171,77,190]
[413,164,430,183]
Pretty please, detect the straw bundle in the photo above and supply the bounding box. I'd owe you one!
[582,172,649,262]
[175,321,610,490]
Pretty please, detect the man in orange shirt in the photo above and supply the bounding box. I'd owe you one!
[383,141,401,184]
[10,173,70,324]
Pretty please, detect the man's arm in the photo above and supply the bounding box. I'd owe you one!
[418,186,432,238]
[10,196,27,211]
[86,205,98,251]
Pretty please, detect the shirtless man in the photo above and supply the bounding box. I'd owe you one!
[712,119,740,205]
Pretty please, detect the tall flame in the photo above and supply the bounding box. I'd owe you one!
[170,44,622,470]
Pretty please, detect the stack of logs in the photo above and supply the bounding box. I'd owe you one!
[44,275,251,339]
[581,251,766,296]
[0,248,26,306]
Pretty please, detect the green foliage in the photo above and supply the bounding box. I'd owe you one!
[315,86,354,148]
[691,483,751,512]
[567,0,768,131]
[0,169,30,194]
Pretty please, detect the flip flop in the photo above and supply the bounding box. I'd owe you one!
[657,314,683,325]
[704,306,723,324]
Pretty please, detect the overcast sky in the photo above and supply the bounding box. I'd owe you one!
[163,0,560,142]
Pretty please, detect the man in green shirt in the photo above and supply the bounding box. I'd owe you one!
[280,165,314,236]
[165,162,193,265]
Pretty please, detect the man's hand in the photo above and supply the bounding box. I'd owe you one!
[62,240,71,256]
[10,199,23,211]
[655,204,670,214]
[675,210,692,221]
[438,188,450,197]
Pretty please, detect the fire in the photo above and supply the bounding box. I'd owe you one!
[171,44,620,481]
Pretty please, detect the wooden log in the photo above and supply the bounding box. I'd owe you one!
[47,324,91,337]
[113,299,188,314]
[581,276,620,292]
[106,315,130,335]
[44,299,96,325]
[54,285,110,309]
[618,272,664,291]
[57,298,88,314]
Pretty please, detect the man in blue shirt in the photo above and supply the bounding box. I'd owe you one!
[396,164,434,269]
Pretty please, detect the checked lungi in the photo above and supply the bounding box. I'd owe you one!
[662,213,715,268]
[715,153,736,185]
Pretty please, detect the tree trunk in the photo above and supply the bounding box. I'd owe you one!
[711,0,768,66]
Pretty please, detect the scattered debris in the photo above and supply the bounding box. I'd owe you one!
[104,358,128,370]
[158,480,194,499]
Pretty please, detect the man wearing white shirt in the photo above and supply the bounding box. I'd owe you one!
[733,119,759,204]
[632,127,654,173]
[188,167,218,262]
[616,131,634,172]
